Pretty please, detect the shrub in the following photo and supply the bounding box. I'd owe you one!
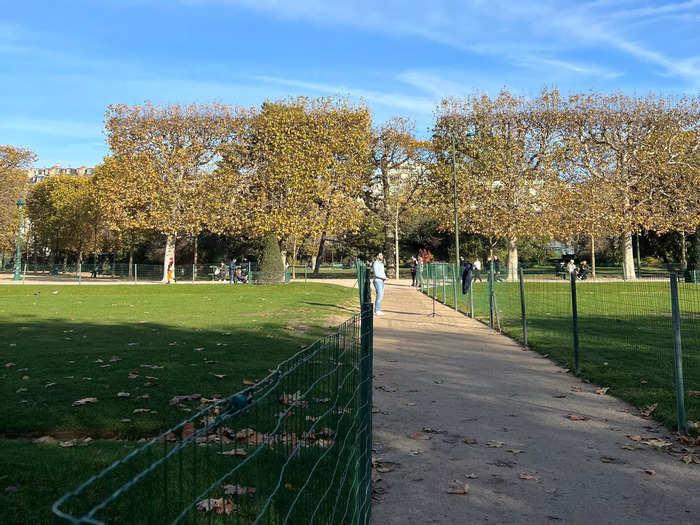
[258,233,285,283]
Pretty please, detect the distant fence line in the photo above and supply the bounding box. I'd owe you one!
[418,262,699,433]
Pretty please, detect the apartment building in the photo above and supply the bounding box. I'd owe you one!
[27,165,94,184]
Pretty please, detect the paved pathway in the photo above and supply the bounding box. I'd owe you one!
[371,282,700,524]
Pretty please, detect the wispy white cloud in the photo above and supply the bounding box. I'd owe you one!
[0,118,101,139]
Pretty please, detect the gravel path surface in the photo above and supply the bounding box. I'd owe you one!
[371,282,700,525]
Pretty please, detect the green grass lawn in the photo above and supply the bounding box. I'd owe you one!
[423,276,700,431]
[0,283,360,524]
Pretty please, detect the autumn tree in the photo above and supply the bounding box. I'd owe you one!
[216,97,372,276]
[431,89,565,281]
[104,102,233,281]
[366,117,429,278]
[0,146,35,257]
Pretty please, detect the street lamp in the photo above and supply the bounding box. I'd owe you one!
[13,196,25,281]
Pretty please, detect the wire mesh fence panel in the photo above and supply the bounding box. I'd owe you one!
[53,308,373,525]
[678,281,700,428]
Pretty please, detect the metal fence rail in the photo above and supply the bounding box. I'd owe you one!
[53,303,374,524]
[418,262,699,433]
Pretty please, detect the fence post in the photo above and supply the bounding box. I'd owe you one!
[519,267,527,346]
[442,265,446,303]
[669,273,687,433]
[359,268,374,525]
[469,281,474,318]
[570,272,580,375]
[452,264,458,311]
[489,260,495,329]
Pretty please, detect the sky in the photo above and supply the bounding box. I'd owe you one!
[1,0,699,167]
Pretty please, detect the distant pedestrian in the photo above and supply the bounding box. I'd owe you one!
[372,253,387,316]
[167,258,174,284]
[229,257,237,284]
[410,256,418,287]
[473,258,482,282]
[461,260,474,295]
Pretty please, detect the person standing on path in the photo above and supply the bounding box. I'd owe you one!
[409,256,418,287]
[372,253,387,316]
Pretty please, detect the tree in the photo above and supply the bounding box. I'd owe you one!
[216,97,372,276]
[258,233,285,283]
[104,102,233,281]
[431,89,565,280]
[0,146,35,254]
[366,117,429,278]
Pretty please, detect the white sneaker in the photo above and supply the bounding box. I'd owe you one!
[375,311,384,316]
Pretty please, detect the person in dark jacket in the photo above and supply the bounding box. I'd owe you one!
[409,256,418,287]
[461,260,474,295]
[229,258,237,284]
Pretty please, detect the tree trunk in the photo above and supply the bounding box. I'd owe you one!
[506,237,518,282]
[382,224,394,278]
[292,236,297,279]
[680,231,687,272]
[591,236,596,279]
[313,232,326,276]
[62,255,68,272]
[693,224,700,271]
[163,234,176,282]
[128,246,134,278]
[193,235,198,280]
[394,209,400,279]
[621,233,636,280]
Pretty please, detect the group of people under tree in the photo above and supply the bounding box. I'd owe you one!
[214,257,248,284]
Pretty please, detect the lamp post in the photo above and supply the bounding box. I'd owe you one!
[13,196,25,281]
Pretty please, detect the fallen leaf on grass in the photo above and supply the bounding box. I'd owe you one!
[5,363,16,368]
[485,441,504,448]
[519,473,537,480]
[640,403,658,417]
[218,448,248,457]
[211,374,226,379]
[72,397,98,407]
[447,483,469,495]
[596,387,610,395]
[242,379,255,386]
[15,387,27,393]
[169,394,201,406]
[182,421,195,440]
[567,414,589,421]
[195,498,236,515]
[117,392,130,398]
[33,436,57,444]
[688,390,700,397]
[223,484,256,496]
[133,408,151,414]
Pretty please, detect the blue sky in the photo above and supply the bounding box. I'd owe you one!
[1,0,699,167]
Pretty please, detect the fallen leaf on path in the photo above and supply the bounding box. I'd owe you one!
[72,397,98,407]
[681,453,700,464]
[508,449,524,454]
[566,414,589,421]
[640,403,658,417]
[405,402,416,406]
[519,473,537,480]
[627,434,642,442]
[447,483,469,495]
[485,441,504,448]
[463,439,478,445]
[601,456,626,464]
[644,469,655,476]
[408,450,424,456]
[596,387,610,395]
[465,473,479,479]
[409,432,426,440]
[622,444,643,451]
[552,393,567,398]
[570,386,582,392]
[642,438,672,449]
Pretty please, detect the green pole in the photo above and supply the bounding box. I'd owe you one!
[13,197,24,281]
[669,273,687,432]
[519,267,527,346]
[570,272,580,375]
[469,281,474,318]
[451,135,460,276]
[489,260,495,329]
[359,282,374,524]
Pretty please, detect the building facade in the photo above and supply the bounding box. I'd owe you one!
[27,165,94,184]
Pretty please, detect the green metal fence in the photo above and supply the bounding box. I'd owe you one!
[419,262,700,433]
[52,303,374,524]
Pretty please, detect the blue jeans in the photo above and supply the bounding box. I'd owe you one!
[373,278,385,313]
